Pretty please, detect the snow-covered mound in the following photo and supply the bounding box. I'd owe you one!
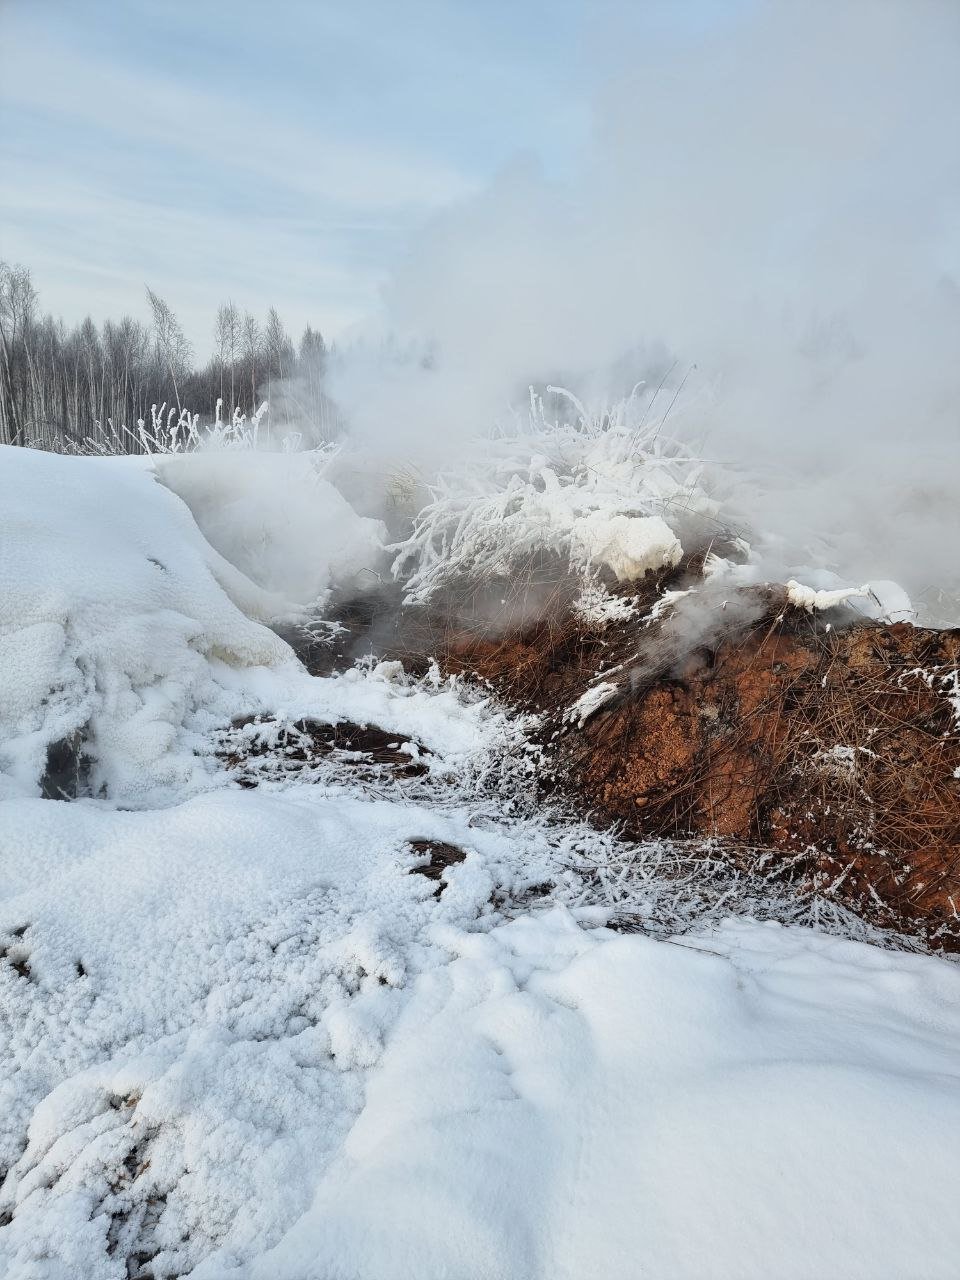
[0,447,521,807]
[251,914,960,1280]
[153,450,385,608]
[0,447,302,805]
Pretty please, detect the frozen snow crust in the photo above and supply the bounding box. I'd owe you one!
[3,444,960,1279]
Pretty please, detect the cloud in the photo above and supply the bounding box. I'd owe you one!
[0,2,491,348]
[0,160,383,348]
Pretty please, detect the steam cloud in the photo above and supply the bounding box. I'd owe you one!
[327,0,960,620]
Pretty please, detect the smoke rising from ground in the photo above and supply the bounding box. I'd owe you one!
[328,0,960,618]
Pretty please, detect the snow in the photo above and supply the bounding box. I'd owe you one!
[785,577,916,623]
[0,448,396,807]
[571,580,640,627]
[153,450,385,608]
[4,442,960,1279]
[245,914,960,1280]
[4,792,960,1280]
[786,578,871,613]
[0,447,295,805]
[564,680,620,727]
[570,510,681,582]
[641,586,695,625]
[213,656,529,793]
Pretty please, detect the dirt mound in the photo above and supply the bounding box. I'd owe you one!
[303,560,960,948]
[570,621,960,943]
[387,568,960,947]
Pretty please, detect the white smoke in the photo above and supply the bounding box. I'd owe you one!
[328,0,960,619]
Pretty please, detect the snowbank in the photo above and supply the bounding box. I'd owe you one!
[249,912,960,1280]
[0,447,299,804]
[0,448,517,807]
[153,450,385,607]
[0,784,557,1277]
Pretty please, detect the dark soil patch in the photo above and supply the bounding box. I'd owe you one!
[407,838,467,895]
[40,729,90,800]
[220,716,430,785]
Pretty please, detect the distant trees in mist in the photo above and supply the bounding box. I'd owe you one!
[0,261,335,451]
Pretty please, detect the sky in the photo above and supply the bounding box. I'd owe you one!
[0,0,745,352]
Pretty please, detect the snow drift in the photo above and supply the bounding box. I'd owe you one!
[0,446,391,806]
[0,447,304,804]
[3,789,960,1279]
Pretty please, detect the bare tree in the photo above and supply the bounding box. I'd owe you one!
[0,262,38,444]
[214,302,241,412]
[241,312,262,410]
[146,287,193,415]
[264,307,294,382]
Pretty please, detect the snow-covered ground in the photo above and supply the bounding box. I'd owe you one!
[3,445,960,1280]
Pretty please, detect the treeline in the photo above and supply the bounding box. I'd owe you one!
[0,261,335,451]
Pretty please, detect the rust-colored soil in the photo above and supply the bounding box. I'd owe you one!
[394,571,960,947]
[307,560,960,948]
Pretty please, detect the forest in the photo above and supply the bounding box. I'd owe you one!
[0,260,332,451]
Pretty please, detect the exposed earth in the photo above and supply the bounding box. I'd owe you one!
[307,560,960,950]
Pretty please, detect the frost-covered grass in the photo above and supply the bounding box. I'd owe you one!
[391,386,725,604]
[54,399,301,459]
[4,442,960,1279]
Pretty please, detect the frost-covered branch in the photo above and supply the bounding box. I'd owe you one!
[391,386,724,603]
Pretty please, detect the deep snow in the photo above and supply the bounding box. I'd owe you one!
[2,445,960,1280]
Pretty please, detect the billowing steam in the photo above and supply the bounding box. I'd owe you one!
[324,0,960,621]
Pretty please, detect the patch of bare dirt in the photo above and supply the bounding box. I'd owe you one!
[219,716,430,787]
[407,838,467,895]
[289,556,960,948]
